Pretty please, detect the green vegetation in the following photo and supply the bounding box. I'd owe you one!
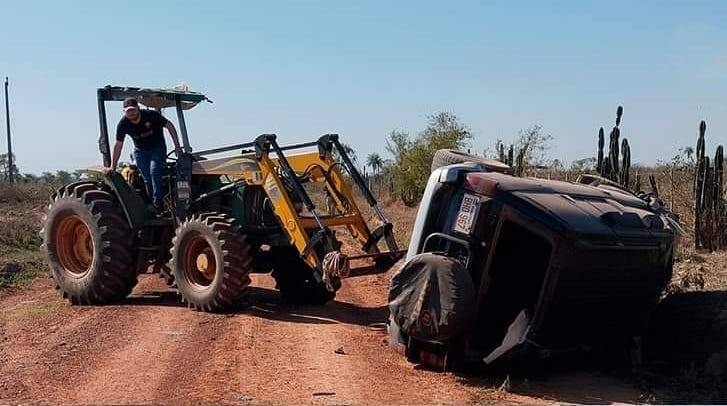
[384,112,472,203]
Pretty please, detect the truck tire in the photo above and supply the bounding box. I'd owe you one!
[41,181,137,304]
[431,149,513,173]
[271,251,338,305]
[171,212,252,312]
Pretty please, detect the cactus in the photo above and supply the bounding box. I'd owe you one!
[714,145,723,206]
[694,121,706,249]
[692,119,726,250]
[600,106,624,182]
[609,129,620,181]
[620,138,631,188]
[515,148,525,177]
[602,158,612,180]
[616,105,623,127]
[597,127,605,174]
[703,156,713,250]
[634,169,642,193]
[498,143,505,163]
[507,144,514,167]
[716,145,725,247]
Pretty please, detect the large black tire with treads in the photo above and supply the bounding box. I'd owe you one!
[171,212,252,312]
[40,181,137,304]
[431,149,513,173]
[271,249,339,305]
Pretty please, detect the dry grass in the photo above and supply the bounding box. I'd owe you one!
[0,183,52,287]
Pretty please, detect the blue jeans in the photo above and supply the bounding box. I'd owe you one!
[134,143,166,208]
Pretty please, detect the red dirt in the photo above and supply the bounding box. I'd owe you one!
[0,270,646,405]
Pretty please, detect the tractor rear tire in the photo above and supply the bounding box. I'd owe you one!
[271,252,338,305]
[171,212,252,312]
[40,181,137,304]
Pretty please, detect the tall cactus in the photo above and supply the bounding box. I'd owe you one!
[608,126,620,181]
[634,169,642,193]
[703,156,713,250]
[498,143,506,163]
[597,127,605,174]
[715,145,724,211]
[620,138,631,188]
[594,106,628,182]
[602,156,612,179]
[616,105,623,126]
[715,145,725,248]
[507,145,514,167]
[515,148,525,177]
[600,106,624,182]
[694,121,706,249]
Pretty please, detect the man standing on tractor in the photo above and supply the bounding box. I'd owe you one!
[104,97,182,212]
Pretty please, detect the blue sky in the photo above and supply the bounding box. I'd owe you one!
[1,1,726,174]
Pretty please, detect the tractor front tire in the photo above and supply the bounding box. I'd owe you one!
[41,181,137,304]
[171,213,252,312]
[271,252,338,305]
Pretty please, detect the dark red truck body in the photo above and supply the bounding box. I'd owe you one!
[390,163,677,368]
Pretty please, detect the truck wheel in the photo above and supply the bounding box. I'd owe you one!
[41,181,137,304]
[431,149,513,173]
[271,252,338,305]
[171,212,252,312]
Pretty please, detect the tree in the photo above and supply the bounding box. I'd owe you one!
[0,153,19,182]
[514,124,553,170]
[40,171,57,184]
[388,112,472,204]
[385,130,411,164]
[366,153,384,176]
[55,170,73,185]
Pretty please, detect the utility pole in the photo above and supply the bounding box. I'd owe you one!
[4,77,13,183]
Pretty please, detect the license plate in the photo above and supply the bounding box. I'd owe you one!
[453,193,479,235]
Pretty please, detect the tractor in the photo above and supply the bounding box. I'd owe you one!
[40,85,404,312]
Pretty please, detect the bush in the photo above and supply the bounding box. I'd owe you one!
[387,112,472,203]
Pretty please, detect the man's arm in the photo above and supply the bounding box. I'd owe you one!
[164,122,183,155]
[104,140,124,173]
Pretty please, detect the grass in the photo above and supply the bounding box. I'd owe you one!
[0,182,52,289]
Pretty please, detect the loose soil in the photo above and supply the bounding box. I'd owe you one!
[0,270,651,405]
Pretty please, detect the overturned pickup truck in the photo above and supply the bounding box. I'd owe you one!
[389,150,680,370]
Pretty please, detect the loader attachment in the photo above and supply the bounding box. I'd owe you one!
[190,133,405,281]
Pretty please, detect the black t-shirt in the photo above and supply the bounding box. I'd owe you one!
[116,110,169,150]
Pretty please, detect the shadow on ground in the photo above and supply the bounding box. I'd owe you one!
[457,290,727,404]
[121,284,388,328]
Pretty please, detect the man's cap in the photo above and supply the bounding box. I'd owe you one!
[123,97,140,111]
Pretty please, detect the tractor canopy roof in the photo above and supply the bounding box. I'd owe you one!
[97,85,211,110]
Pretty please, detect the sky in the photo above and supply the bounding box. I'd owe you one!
[1,0,727,174]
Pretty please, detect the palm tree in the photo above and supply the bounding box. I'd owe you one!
[366,153,384,176]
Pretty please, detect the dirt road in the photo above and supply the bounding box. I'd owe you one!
[0,271,644,405]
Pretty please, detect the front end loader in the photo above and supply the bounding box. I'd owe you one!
[40,85,404,311]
